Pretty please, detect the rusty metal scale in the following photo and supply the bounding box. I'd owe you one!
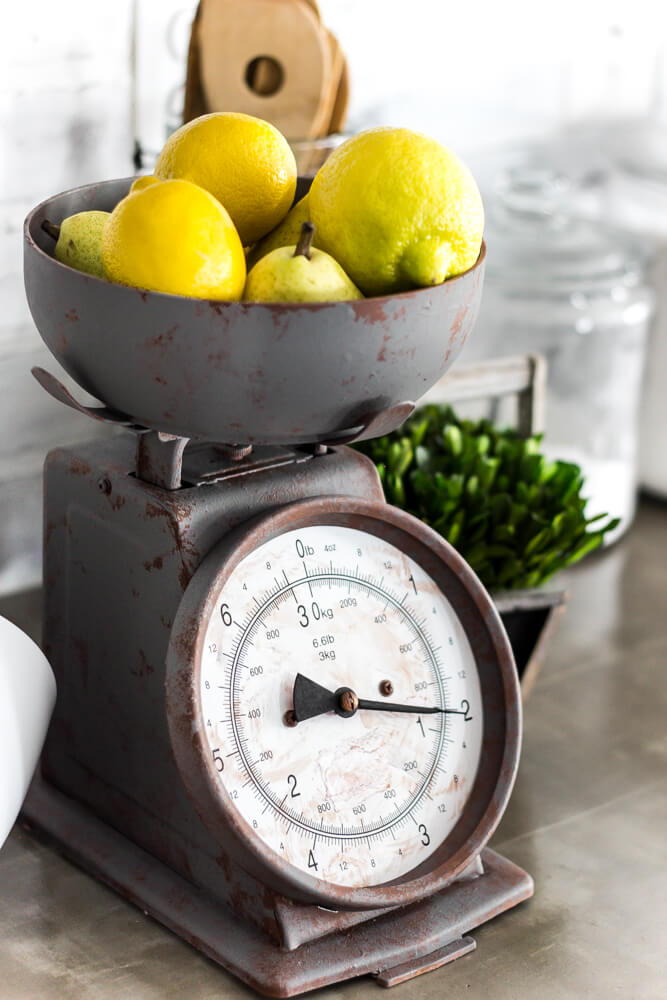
[21,178,533,996]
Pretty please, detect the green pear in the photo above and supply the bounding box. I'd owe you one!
[245,195,318,270]
[42,211,110,279]
[243,222,363,303]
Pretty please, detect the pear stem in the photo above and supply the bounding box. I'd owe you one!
[294,221,315,260]
[41,220,61,241]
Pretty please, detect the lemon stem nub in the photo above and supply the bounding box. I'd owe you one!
[41,220,61,241]
[294,221,315,260]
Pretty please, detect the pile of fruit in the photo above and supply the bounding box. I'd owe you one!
[43,112,484,303]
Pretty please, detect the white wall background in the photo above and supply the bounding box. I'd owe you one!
[1,0,665,593]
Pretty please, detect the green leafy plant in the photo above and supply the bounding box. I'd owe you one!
[356,405,619,591]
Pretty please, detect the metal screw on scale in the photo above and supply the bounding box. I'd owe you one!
[218,443,253,462]
[283,710,298,728]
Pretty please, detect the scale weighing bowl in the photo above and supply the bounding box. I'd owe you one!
[24,178,486,446]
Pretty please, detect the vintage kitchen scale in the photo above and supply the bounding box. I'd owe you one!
[21,177,533,996]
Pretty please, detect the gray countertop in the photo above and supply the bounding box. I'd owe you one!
[1,499,665,999]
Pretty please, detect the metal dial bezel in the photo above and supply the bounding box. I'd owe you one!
[166,496,521,911]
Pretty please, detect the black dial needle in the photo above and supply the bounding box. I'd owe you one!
[292,673,469,723]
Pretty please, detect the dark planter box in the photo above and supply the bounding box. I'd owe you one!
[494,588,567,699]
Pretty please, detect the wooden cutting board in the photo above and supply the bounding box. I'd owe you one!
[328,47,350,135]
[317,28,345,136]
[196,0,333,140]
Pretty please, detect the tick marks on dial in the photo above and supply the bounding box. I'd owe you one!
[302,561,314,597]
[281,570,299,602]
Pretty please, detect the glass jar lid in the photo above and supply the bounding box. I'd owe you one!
[483,165,648,293]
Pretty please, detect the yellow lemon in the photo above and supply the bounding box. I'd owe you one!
[309,127,484,297]
[129,175,161,194]
[154,112,297,245]
[102,179,246,300]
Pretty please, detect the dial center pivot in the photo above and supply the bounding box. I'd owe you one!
[336,687,359,715]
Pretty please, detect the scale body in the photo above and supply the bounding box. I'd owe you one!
[23,178,533,996]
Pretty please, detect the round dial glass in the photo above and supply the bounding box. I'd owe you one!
[199,524,483,888]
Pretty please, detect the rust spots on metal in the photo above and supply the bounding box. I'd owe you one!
[450,303,468,341]
[142,555,164,572]
[214,849,233,882]
[144,500,170,521]
[130,649,155,678]
[376,333,391,362]
[44,517,58,548]
[143,326,178,354]
[178,563,192,592]
[350,297,389,325]
[64,307,79,322]
[206,350,230,366]
[69,456,92,476]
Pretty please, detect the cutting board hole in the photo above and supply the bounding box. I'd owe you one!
[244,56,285,96]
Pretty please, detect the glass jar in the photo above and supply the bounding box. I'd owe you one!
[288,134,348,177]
[458,166,655,542]
[602,120,667,499]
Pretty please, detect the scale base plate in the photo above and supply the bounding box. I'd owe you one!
[21,774,533,997]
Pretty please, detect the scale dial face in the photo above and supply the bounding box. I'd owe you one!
[200,524,483,888]
[167,499,520,909]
